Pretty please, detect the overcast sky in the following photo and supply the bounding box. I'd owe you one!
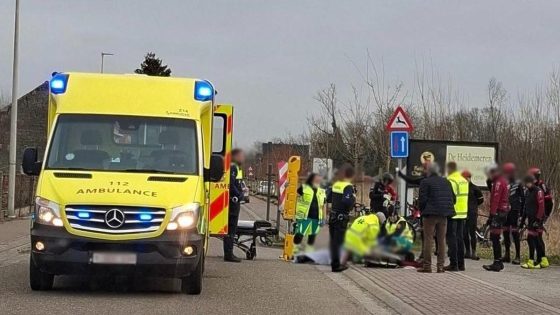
[1,0,559,148]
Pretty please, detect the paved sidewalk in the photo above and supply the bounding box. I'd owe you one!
[0,219,31,268]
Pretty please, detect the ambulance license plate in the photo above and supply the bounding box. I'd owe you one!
[92,252,137,265]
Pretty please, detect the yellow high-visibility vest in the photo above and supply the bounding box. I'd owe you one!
[344,214,381,256]
[232,163,243,180]
[384,217,414,242]
[448,171,469,219]
[295,184,326,220]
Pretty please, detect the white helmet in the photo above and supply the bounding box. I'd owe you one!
[484,162,498,176]
[376,212,386,224]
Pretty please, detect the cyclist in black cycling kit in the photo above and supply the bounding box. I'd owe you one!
[462,170,484,260]
[502,163,524,265]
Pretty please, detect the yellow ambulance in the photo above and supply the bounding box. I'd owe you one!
[22,72,234,294]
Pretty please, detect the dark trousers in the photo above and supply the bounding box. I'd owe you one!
[294,234,317,246]
[503,211,521,259]
[223,201,240,257]
[463,214,477,257]
[527,233,545,264]
[446,218,465,268]
[422,216,447,270]
[329,218,348,270]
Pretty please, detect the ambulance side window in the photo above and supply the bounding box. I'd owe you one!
[212,115,226,154]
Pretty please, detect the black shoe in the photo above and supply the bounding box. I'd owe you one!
[224,255,242,263]
[471,255,480,261]
[332,265,349,273]
[503,256,511,263]
[512,257,520,265]
[483,261,503,272]
[458,265,466,271]
[444,265,459,272]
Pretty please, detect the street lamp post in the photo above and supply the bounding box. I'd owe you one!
[100,52,114,73]
[7,0,20,219]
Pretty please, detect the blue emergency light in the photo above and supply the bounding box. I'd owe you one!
[139,213,153,221]
[77,212,90,219]
[194,80,214,101]
[50,73,69,94]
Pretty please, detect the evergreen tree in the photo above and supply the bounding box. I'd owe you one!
[134,52,172,76]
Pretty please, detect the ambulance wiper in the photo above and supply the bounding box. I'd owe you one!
[59,167,92,171]
[124,169,175,174]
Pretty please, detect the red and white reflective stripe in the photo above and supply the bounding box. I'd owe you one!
[277,161,288,210]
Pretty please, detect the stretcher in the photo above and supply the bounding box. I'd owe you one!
[235,220,278,260]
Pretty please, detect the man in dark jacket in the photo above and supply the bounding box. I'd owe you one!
[223,148,245,262]
[462,170,483,260]
[417,163,456,273]
[369,173,395,217]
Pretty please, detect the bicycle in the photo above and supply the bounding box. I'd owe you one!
[404,201,421,243]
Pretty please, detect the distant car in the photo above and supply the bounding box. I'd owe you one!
[241,181,250,203]
[257,181,276,196]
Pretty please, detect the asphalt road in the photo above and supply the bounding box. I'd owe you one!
[0,205,369,315]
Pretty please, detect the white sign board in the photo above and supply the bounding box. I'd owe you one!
[446,145,496,187]
[313,158,333,181]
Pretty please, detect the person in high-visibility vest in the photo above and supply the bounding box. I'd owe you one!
[342,211,386,264]
[293,173,326,253]
[326,164,356,272]
[445,161,469,271]
[381,207,415,262]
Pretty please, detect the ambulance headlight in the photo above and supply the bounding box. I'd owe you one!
[50,73,69,94]
[35,197,63,227]
[194,80,214,101]
[167,203,199,230]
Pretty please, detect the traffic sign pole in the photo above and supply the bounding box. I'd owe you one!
[387,106,413,216]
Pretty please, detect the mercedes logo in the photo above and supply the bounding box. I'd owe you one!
[104,208,125,229]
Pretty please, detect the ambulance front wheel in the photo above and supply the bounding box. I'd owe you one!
[181,254,203,295]
[29,255,54,291]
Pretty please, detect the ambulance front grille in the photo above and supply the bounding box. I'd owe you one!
[65,205,166,234]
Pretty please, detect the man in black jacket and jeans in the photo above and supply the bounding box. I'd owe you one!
[417,163,456,273]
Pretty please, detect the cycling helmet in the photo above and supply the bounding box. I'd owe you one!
[502,162,516,174]
[528,167,541,176]
[484,162,498,176]
[382,172,394,183]
[528,167,542,180]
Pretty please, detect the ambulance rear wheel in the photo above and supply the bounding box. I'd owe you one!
[29,257,54,291]
[181,255,203,295]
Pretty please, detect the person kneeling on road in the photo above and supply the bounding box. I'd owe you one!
[293,173,326,254]
[341,211,386,266]
[520,175,546,269]
[380,207,415,263]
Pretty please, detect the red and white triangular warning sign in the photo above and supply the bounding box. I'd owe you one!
[385,106,414,132]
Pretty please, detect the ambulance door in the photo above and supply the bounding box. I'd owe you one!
[209,104,233,235]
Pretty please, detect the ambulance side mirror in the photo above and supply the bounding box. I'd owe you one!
[22,148,42,176]
[205,154,224,182]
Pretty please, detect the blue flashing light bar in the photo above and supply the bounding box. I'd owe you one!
[77,212,90,219]
[139,213,153,221]
[194,80,214,101]
[50,73,69,94]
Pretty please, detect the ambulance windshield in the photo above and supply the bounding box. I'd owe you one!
[46,114,198,175]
